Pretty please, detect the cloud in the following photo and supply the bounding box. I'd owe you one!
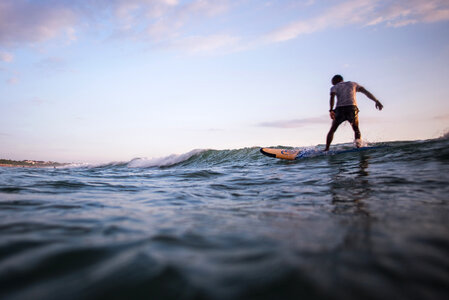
[264,0,449,43]
[105,0,231,40]
[118,0,239,53]
[0,0,78,47]
[113,0,180,32]
[258,114,389,128]
[0,0,448,54]
[0,51,13,62]
[258,116,329,128]
[144,0,232,44]
[264,0,377,43]
[0,64,19,84]
[366,0,449,27]
[6,76,19,85]
[0,0,236,53]
[434,113,449,121]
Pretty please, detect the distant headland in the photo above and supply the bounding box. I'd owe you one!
[0,159,68,168]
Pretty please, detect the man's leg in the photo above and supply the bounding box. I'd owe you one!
[351,117,362,147]
[325,121,340,151]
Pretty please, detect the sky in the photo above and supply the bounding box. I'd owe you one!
[1,0,449,163]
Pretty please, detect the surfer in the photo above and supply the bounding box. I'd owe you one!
[325,75,383,151]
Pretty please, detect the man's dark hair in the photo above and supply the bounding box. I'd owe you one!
[332,75,344,85]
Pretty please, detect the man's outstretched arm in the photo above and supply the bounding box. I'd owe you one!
[358,86,383,110]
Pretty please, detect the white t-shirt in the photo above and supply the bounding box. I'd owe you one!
[330,81,362,107]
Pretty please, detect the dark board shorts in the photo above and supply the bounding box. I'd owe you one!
[335,105,359,125]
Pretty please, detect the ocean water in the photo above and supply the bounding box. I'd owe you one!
[1,138,449,300]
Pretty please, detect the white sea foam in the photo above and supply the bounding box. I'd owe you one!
[58,162,92,169]
[354,138,370,148]
[127,149,206,168]
[59,161,129,169]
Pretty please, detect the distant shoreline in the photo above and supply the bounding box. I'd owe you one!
[0,159,68,168]
[0,164,65,168]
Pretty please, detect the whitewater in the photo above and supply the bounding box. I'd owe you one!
[0,137,448,300]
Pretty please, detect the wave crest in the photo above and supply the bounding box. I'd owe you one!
[127,149,207,168]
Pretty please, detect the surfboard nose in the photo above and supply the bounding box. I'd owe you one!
[260,148,276,158]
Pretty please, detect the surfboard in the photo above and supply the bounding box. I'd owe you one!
[259,148,302,160]
[260,146,382,160]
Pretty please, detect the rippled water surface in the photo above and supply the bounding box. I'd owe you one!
[1,138,449,300]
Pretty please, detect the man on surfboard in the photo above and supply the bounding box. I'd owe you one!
[325,75,383,151]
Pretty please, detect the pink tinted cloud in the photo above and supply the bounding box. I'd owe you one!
[366,0,449,27]
[0,0,78,47]
[145,0,231,40]
[0,51,13,62]
[0,0,235,53]
[1,0,448,53]
[265,0,378,43]
[7,77,19,85]
[434,113,449,121]
[258,116,329,128]
[265,0,449,43]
